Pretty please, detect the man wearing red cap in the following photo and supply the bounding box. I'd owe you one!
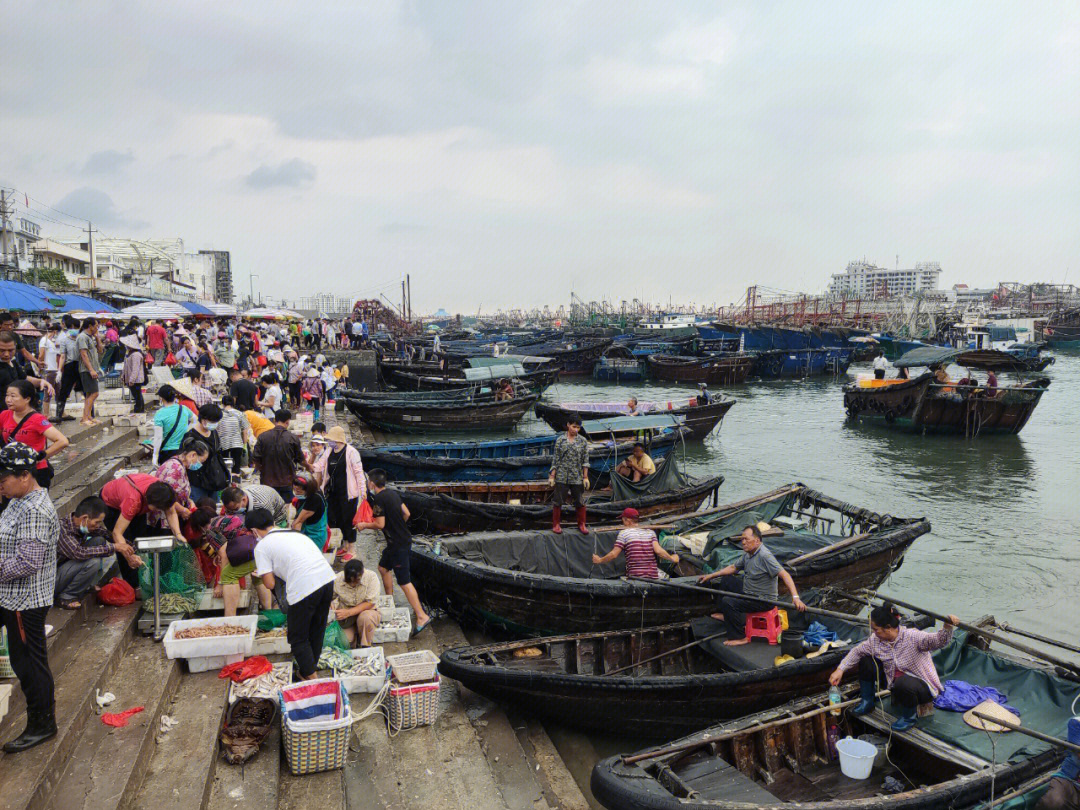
[591,507,680,579]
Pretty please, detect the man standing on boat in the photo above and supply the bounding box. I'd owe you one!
[873,352,889,380]
[698,524,805,646]
[549,414,590,535]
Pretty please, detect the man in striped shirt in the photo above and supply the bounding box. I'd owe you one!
[217,396,253,470]
[592,508,680,579]
[221,484,288,526]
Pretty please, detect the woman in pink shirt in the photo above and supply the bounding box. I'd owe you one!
[829,602,959,731]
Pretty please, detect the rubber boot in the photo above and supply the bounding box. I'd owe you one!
[551,505,562,534]
[576,506,589,535]
[890,705,917,732]
[3,708,58,753]
[851,680,877,716]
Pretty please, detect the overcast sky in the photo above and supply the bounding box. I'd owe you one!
[3,1,1078,313]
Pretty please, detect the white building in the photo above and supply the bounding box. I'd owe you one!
[0,216,42,276]
[947,284,995,306]
[828,260,941,298]
[58,236,217,301]
[30,239,90,282]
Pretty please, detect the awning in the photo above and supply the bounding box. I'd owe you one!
[55,294,119,313]
[180,301,215,316]
[582,414,685,434]
[243,307,303,320]
[0,280,55,312]
[202,302,237,317]
[120,300,192,319]
[893,346,960,369]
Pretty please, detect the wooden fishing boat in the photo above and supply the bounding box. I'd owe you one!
[591,629,1080,809]
[384,364,560,393]
[396,458,722,533]
[534,396,734,440]
[438,612,869,737]
[592,345,646,382]
[412,484,929,635]
[647,354,754,385]
[753,347,854,378]
[514,337,612,375]
[955,348,1054,373]
[359,415,691,482]
[843,347,1051,436]
[342,390,538,432]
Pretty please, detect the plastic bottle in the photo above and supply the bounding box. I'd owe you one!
[826,723,840,760]
[432,539,442,556]
[828,685,842,715]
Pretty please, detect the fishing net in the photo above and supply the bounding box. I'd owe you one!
[137,543,206,612]
[257,609,287,632]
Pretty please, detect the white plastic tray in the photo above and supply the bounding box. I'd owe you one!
[187,652,243,673]
[338,647,386,694]
[375,595,395,611]
[195,589,251,612]
[162,615,258,660]
[253,632,291,656]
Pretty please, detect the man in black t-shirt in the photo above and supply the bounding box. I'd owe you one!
[228,368,259,412]
[355,468,431,635]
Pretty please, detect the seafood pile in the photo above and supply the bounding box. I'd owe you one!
[317,646,356,672]
[381,612,411,631]
[338,655,384,678]
[174,624,249,640]
[229,663,293,702]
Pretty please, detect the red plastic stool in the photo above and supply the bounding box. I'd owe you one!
[745,608,782,644]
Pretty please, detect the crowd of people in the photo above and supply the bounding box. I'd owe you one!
[0,312,428,754]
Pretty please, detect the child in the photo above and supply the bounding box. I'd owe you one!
[290,472,328,550]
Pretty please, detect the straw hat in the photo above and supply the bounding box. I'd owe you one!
[120,335,142,351]
[963,700,1019,732]
[306,367,319,377]
[326,426,348,445]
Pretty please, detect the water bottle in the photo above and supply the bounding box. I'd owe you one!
[432,539,442,556]
[828,685,842,716]
[826,723,840,761]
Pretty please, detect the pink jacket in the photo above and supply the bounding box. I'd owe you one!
[313,444,367,502]
[837,624,954,695]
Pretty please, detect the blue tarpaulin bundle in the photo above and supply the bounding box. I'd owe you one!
[933,679,1018,714]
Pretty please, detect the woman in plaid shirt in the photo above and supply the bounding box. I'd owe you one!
[829,601,959,731]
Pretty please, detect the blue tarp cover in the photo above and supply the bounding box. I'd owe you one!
[180,301,214,316]
[56,294,118,313]
[581,414,684,433]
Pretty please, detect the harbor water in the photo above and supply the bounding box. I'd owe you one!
[367,354,1080,807]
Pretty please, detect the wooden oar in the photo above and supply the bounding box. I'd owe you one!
[636,485,801,531]
[787,532,873,565]
[971,710,1080,756]
[622,689,890,765]
[864,592,1080,676]
[630,576,863,624]
[602,632,726,677]
[994,621,1080,656]
[981,772,1057,809]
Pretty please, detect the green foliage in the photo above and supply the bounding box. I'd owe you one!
[32,268,71,290]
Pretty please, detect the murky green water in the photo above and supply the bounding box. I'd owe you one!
[369,354,1080,807]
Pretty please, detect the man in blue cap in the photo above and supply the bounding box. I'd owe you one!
[1037,717,1080,808]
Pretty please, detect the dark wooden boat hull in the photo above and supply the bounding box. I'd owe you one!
[534,398,735,440]
[438,622,850,737]
[397,475,723,534]
[843,373,1051,436]
[343,393,537,432]
[412,486,930,635]
[647,354,754,385]
[384,366,560,393]
[517,338,612,375]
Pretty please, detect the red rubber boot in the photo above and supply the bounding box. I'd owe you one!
[551,505,562,534]
[576,506,589,535]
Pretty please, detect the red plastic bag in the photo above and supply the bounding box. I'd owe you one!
[164,352,177,366]
[98,576,136,606]
[354,498,373,527]
[102,706,144,727]
[218,655,273,683]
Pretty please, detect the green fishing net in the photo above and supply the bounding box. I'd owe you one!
[138,543,206,612]
[257,609,287,632]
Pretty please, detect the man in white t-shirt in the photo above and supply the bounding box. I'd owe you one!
[37,323,64,412]
[248,509,335,679]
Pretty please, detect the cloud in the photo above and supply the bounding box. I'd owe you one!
[381,222,428,235]
[243,158,316,189]
[52,187,147,229]
[657,17,733,66]
[82,149,134,174]
[582,57,707,105]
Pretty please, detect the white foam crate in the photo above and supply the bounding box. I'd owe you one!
[375,595,395,611]
[195,589,251,612]
[0,684,11,724]
[253,632,291,656]
[228,661,293,703]
[337,647,386,694]
[162,614,258,660]
[371,607,411,644]
[186,652,243,673]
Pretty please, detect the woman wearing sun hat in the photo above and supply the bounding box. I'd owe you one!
[312,425,366,562]
[119,335,147,413]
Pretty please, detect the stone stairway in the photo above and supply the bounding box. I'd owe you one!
[0,414,589,810]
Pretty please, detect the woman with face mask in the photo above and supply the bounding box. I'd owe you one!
[312,425,366,563]
[185,403,228,503]
[290,472,328,549]
[152,438,209,529]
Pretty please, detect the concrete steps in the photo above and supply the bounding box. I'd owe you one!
[51,425,141,489]
[0,604,139,810]
[44,637,181,810]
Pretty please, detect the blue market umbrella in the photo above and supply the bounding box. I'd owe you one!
[56,294,119,313]
[0,280,55,312]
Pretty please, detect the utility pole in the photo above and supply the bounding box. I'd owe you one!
[0,190,12,279]
[249,273,259,309]
[406,274,411,323]
[401,279,407,325]
[84,221,96,283]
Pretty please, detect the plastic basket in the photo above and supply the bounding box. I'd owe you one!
[385,650,439,684]
[279,679,352,775]
[388,677,440,731]
[0,629,13,679]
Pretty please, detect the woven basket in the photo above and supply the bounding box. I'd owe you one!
[386,650,439,684]
[388,677,440,731]
[280,680,352,775]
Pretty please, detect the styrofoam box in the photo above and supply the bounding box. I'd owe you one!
[253,633,291,656]
[371,607,412,644]
[195,589,251,612]
[0,684,11,724]
[228,661,293,703]
[186,652,243,673]
[162,614,258,660]
[375,595,395,611]
[338,647,386,694]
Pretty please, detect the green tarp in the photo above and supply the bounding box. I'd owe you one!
[909,632,1080,763]
[608,455,689,502]
[894,346,961,368]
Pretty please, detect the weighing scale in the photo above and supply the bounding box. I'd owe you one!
[136,535,180,641]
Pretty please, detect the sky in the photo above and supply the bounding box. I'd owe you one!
[3,1,1078,314]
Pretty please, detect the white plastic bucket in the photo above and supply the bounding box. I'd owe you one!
[835,736,877,779]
